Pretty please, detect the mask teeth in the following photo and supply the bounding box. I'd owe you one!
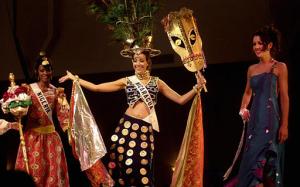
[182,53,203,63]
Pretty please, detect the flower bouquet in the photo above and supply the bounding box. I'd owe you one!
[0,73,32,173]
[0,84,32,115]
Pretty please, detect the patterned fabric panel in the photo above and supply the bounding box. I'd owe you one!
[125,77,159,107]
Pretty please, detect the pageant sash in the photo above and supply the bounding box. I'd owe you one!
[30,83,53,123]
[128,76,159,132]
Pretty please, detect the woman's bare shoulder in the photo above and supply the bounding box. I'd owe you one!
[247,63,259,75]
[275,61,287,68]
[274,60,288,75]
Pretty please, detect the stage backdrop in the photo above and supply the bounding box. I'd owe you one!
[0,0,272,81]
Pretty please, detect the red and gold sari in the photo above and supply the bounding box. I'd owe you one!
[15,83,70,187]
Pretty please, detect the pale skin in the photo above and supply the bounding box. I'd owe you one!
[59,53,206,120]
[240,35,289,149]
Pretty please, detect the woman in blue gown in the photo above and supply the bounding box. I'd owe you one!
[232,25,289,187]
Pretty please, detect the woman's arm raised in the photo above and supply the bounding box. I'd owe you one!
[158,72,206,105]
[59,71,126,92]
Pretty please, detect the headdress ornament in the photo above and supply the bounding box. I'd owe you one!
[38,51,50,66]
[85,0,161,58]
[42,58,49,66]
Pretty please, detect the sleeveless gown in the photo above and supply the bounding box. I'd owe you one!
[236,70,284,187]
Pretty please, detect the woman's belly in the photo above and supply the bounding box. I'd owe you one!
[125,101,150,119]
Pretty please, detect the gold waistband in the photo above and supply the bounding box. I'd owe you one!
[32,125,55,134]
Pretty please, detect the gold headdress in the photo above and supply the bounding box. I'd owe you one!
[85,0,161,58]
[38,51,50,66]
[161,7,206,72]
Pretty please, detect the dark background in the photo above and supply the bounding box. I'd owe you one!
[1,0,274,81]
[0,0,299,186]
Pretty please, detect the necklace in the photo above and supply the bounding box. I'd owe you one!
[135,70,150,80]
[259,57,274,64]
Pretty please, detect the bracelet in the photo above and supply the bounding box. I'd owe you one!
[74,75,79,82]
[239,108,248,116]
[193,85,200,94]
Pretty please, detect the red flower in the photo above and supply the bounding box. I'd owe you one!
[2,91,15,102]
[14,86,27,96]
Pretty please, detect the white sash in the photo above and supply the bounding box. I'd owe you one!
[128,76,159,132]
[30,83,53,123]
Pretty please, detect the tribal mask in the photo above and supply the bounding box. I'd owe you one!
[162,8,206,72]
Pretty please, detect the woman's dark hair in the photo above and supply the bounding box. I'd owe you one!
[34,52,53,80]
[252,24,281,57]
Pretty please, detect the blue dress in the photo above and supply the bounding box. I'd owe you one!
[237,69,284,187]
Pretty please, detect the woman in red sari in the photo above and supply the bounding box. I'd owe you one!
[15,53,70,187]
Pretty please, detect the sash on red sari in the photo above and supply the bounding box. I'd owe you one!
[30,83,53,123]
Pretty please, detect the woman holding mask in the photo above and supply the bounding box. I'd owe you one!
[59,49,205,187]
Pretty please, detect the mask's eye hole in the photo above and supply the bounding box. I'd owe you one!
[171,36,185,48]
[190,29,196,45]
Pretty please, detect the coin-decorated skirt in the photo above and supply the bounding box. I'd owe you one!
[108,114,155,187]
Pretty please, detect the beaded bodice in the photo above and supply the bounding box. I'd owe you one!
[125,76,159,107]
